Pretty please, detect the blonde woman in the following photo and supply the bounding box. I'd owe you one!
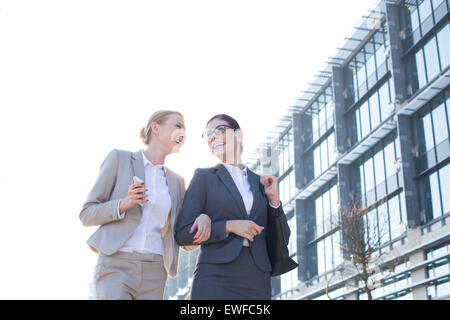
[80,110,209,300]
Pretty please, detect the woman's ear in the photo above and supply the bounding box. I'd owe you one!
[151,122,159,136]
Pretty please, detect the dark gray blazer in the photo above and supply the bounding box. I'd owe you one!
[174,163,290,273]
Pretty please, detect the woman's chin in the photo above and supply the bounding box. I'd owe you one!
[212,149,226,161]
[170,141,183,154]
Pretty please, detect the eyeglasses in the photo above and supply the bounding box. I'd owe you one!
[201,125,234,141]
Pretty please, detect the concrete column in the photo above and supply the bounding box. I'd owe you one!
[332,66,349,154]
[293,112,311,189]
[385,2,410,102]
[397,114,421,227]
[296,199,307,281]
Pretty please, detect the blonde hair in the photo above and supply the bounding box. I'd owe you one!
[140,110,184,145]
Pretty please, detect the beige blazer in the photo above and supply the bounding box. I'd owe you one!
[80,149,195,278]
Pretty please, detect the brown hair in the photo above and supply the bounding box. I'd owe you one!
[140,110,184,145]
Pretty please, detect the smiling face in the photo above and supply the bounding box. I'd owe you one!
[205,118,242,163]
[152,113,186,154]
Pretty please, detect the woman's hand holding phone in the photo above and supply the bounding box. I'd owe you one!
[119,176,148,213]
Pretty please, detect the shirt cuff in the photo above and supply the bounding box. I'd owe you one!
[117,199,126,219]
[269,201,281,209]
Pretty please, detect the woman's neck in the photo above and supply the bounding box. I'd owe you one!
[144,142,168,165]
[221,155,245,170]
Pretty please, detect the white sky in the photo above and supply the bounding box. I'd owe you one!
[0,0,375,299]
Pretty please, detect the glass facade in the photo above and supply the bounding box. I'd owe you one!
[275,129,299,299]
[413,22,450,91]
[346,24,390,106]
[312,132,336,179]
[414,87,450,169]
[352,133,402,206]
[280,212,299,297]
[278,128,296,205]
[358,260,413,300]
[418,163,450,221]
[304,183,342,279]
[413,87,450,222]
[278,127,295,175]
[403,0,449,47]
[426,242,450,299]
[347,78,395,147]
[306,85,334,147]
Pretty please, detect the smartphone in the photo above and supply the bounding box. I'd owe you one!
[133,176,144,185]
[132,176,145,207]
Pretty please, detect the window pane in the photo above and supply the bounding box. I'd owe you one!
[379,81,391,121]
[374,150,386,186]
[316,196,323,234]
[288,216,297,255]
[419,0,433,24]
[323,191,331,224]
[410,3,420,32]
[328,133,336,164]
[330,185,338,216]
[317,240,325,275]
[280,178,285,205]
[365,157,375,192]
[432,0,446,10]
[356,109,362,142]
[436,279,450,298]
[375,33,387,69]
[366,208,379,245]
[290,171,296,201]
[424,37,441,81]
[429,172,443,219]
[370,92,381,129]
[314,147,321,178]
[332,231,342,267]
[378,202,390,244]
[289,130,295,167]
[360,101,371,138]
[437,23,450,71]
[325,236,333,272]
[366,45,377,78]
[385,142,396,178]
[447,89,450,132]
[416,49,427,89]
[422,113,435,151]
[352,63,359,101]
[321,140,328,173]
[360,164,366,197]
[357,54,367,90]
[389,195,402,239]
[432,103,449,145]
[312,112,319,141]
[319,106,326,137]
[439,164,450,215]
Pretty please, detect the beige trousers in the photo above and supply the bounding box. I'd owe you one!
[93,251,167,300]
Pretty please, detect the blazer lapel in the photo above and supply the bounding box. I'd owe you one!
[247,169,262,220]
[214,164,248,219]
[165,169,178,231]
[131,150,145,215]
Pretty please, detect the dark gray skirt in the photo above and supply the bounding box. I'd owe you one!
[190,247,271,300]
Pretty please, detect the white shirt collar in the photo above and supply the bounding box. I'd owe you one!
[222,163,248,177]
[141,150,167,173]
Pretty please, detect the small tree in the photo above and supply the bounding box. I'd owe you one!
[327,196,405,300]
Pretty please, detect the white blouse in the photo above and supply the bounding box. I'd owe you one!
[118,151,172,256]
